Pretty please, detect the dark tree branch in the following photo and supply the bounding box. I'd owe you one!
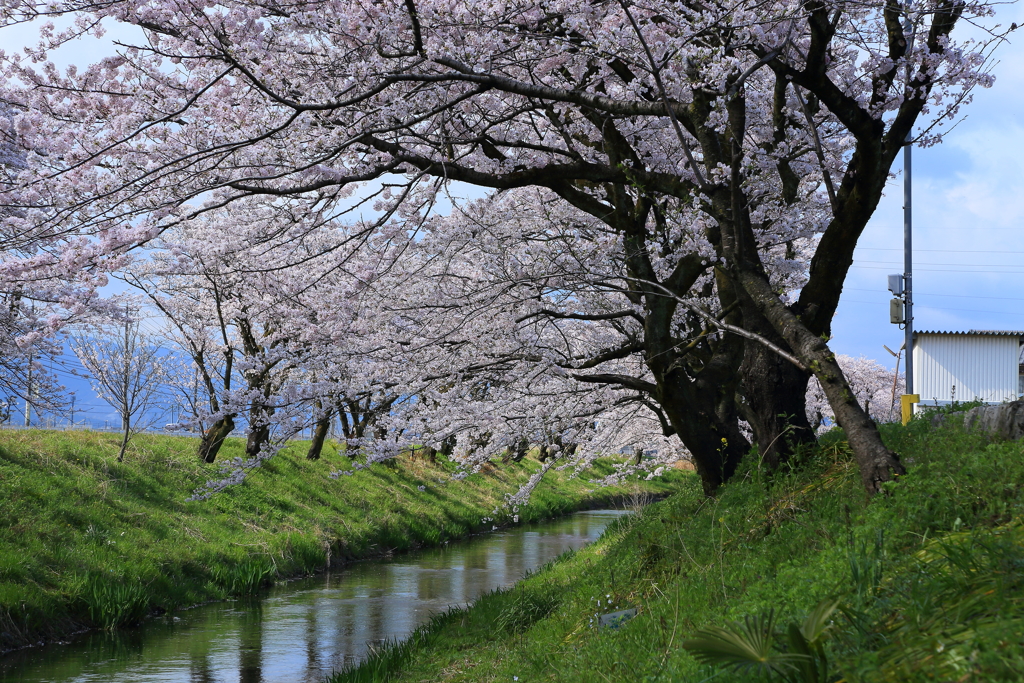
[516,308,642,324]
[572,373,658,393]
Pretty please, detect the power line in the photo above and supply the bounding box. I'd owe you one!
[851,265,1024,274]
[846,287,1024,303]
[857,259,1024,267]
[42,362,184,403]
[858,247,1024,254]
[841,299,1024,317]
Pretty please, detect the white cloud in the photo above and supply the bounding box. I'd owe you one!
[835,7,1024,366]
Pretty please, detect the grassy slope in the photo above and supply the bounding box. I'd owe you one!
[0,429,683,651]
[336,415,1024,683]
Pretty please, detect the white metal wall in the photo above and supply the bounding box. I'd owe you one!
[914,334,1021,404]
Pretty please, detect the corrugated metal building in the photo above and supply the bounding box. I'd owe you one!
[913,330,1024,407]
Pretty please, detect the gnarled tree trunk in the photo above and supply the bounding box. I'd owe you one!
[199,414,235,463]
[656,371,750,496]
[738,300,815,471]
[738,269,905,493]
[246,420,271,459]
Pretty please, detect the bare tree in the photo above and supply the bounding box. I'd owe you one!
[73,313,166,461]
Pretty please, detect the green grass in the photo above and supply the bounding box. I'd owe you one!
[0,430,684,651]
[333,414,1024,683]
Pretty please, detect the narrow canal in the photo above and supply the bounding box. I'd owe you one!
[1,508,629,683]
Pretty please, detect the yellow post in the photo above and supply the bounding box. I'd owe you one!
[901,394,920,425]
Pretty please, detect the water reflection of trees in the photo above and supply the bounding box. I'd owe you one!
[238,603,263,683]
[5,512,627,683]
[416,568,453,601]
[304,599,320,675]
[189,653,215,683]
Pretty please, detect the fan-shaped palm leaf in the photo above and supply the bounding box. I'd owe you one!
[683,610,807,677]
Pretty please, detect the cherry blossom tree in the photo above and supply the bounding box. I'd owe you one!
[363,187,795,492]
[128,265,238,462]
[129,191,693,496]
[806,355,906,430]
[125,203,335,462]
[0,0,1005,493]
[1,102,99,416]
[123,194,420,471]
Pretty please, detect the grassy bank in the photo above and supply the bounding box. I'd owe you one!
[0,430,683,652]
[336,415,1024,682]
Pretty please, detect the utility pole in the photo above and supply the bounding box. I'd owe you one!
[70,394,75,430]
[23,352,31,427]
[904,133,913,396]
[898,11,919,424]
[24,302,35,428]
[123,305,131,434]
[891,133,919,425]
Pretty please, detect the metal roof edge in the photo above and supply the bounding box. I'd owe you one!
[915,330,1024,337]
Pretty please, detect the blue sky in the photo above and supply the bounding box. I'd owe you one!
[3,5,1023,426]
[831,3,1024,366]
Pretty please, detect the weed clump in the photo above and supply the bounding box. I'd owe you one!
[495,584,562,635]
[79,575,150,630]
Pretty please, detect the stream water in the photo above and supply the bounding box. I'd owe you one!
[0,508,629,683]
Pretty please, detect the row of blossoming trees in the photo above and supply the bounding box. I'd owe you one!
[0,0,994,497]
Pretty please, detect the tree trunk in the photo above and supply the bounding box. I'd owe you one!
[553,188,755,496]
[467,432,492,458]
[512,438,528,464]
[738,270,905,493]
[660,389,749,496]
[306,409,333,460]
[738,300,816,470]
[647,291,751,497]
[117,417,130,462]
[709,99,904,493]
[246,421,271,459]
[198,414,235,463]
[813,347,904,491]
[637,254,750,495]
[336,405,359,454]
[503,436,529,464]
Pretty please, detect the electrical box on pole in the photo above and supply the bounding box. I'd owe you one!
[888,274,906,324]
[890,298,905,324]
[888,274,904,297]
